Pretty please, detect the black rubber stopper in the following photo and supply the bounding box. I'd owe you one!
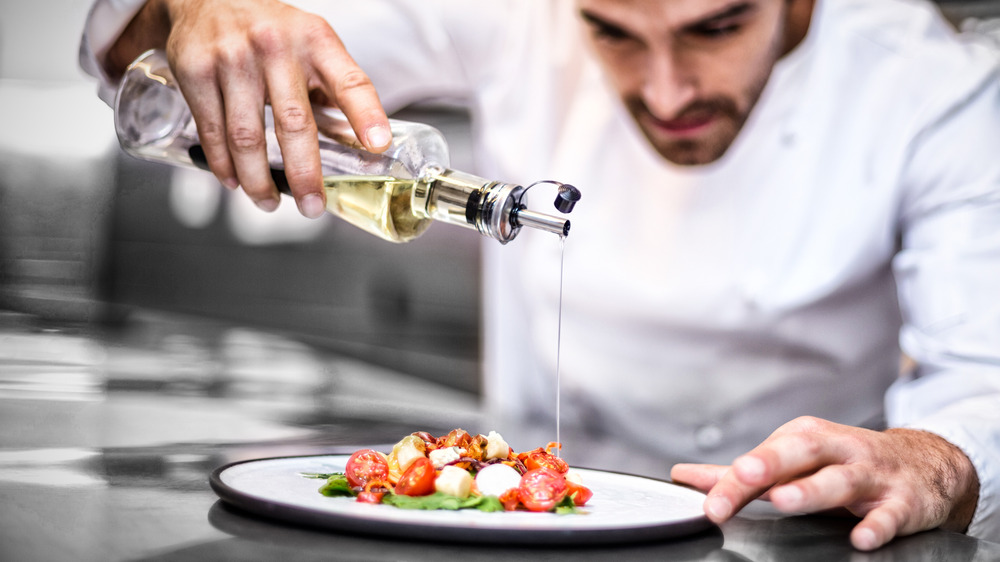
[554,184,581,214]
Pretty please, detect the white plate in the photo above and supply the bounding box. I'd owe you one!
[211,454,712,544]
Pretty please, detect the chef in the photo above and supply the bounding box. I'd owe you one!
[80,0,1000,549]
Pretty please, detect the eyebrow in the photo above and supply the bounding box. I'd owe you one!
[579,9,624,34]
[689,2,756,29]
[579,1,756,34]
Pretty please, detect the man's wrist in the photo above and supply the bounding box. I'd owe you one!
[886,428,980,532]
[105,0,170,79]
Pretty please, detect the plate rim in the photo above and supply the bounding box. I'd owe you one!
[210,453,714,545]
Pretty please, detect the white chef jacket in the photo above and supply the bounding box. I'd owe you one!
[82,0,1000,539]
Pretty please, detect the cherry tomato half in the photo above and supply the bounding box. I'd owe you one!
[518,468,568,512]
[522,449,569,473]
[395,456,436,496]
[345,449,389,489]
[356,490,385,504]
[566,481,593,506]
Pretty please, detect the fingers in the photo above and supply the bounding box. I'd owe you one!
[163,1,390,217]
[769,463,873,513]
[669,463,728,491]
[702,417,853,524]
[671,463,742,522]
[852,501,909,551]
[683,420,962,551]
[174,56,239,191]
[260,44,325,218]
[307,30,391,152]
[218,60,281,212]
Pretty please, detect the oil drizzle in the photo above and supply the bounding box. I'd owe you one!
[555,236,566,457]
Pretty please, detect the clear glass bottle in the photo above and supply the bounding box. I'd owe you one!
[114,49,579,244]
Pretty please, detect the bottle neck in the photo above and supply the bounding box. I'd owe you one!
[418,168,570,244]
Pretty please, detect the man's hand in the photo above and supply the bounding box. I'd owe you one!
[106,0,391,217]
[670,416,979,551]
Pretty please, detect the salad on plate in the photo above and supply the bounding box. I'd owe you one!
[303,428,593,514]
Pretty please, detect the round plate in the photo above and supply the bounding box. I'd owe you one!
[211,454,712,545]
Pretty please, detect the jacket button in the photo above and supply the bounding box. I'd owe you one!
[695,424,723,450]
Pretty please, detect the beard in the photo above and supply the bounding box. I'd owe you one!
[626,94,751,166]
[624,42,779,167]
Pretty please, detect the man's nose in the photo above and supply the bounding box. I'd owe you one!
[641,52,698,118]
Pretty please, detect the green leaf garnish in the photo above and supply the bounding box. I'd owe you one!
[382,492,505,512]
[317,473,354,497]
[553,494,580,514]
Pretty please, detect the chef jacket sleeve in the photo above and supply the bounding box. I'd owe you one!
[79,0,149,105]
[887,45,1000,540]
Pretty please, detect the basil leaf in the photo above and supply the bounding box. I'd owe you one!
[383,492,504,512]
[553,495,579,515]
[300,472,343,480]
[318,473,355,497]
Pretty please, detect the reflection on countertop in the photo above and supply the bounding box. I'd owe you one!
[0,308,483,562]
[0,308,482,445]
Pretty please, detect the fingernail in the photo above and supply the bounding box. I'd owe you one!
[255,197,279,213]
[705,495,732,520]
[735,456,765,482]
[853,527,879,551]
[365,124,391,149]
[300,193,325,219]
[221,177,239,190]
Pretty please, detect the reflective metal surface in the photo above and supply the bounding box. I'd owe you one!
[2,310,997,561]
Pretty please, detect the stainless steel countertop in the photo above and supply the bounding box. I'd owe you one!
[1,310,996,561]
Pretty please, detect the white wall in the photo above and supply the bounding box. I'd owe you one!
[0,1,96,82]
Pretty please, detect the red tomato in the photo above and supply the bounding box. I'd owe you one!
[498,487,521,511]
[522,449,569,473]
[518,468,568,512]
[345,449,389,489]
[395,457,436,496]
[566,481,593,506]
[356,490,384,504]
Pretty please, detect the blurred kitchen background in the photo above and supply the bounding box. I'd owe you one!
[1,1,484,393]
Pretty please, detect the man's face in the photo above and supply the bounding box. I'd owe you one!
[578,0,809,166]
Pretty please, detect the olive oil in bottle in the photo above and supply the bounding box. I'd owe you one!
[321,175,431,243]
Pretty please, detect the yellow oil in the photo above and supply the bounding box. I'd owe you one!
[322,175,432,243]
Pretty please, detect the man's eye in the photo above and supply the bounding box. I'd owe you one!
[691,23,740,39]
[589,23,630,42]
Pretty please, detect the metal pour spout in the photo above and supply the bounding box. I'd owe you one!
[514,208,571,237]
[513,181,581,238]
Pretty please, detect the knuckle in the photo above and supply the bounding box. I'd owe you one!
[301,14,339,44]
[228,126,265,152]
[336,69,375,95]
[171,49,216,83]
[276,105,315,136]
[836,464,862,491]
[784,431,823,458]
[803,433,825,457]
[198,119,226,143]
[247,22,285,55]
[216,39,256,69]
[788,415,827,433]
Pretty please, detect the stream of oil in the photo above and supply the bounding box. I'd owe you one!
[555,236,566,457]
